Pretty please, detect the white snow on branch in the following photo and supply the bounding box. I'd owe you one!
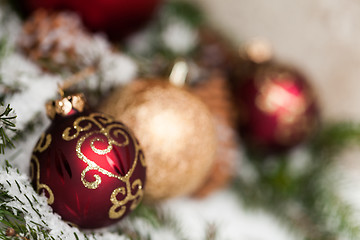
[163,187,299,240]
[162,21,198,54]
[0,4,22,48]
[0,165,130,240]
[0,2,300,240]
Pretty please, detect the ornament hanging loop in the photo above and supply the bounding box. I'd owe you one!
[241,38,273,63]
[56,65,96,98]
[57,84,65,98]
[60,66,96,91]
[47,66,95,119]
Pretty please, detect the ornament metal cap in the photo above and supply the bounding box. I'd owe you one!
[169,59,189,87]
[46,93,86,119]
[241,38,273,63]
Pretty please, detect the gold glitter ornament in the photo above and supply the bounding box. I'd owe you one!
[191,73,238,197]
[99,79,217,201]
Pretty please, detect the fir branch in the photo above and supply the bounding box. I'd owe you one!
[309,122,360,157]
[0,162,87,239]
[2,0,360,238]
[162,0,204,27]
[0,36,9,103]
[233,122,360,240]
[204,223,218,240]
[156,209,188,240]
[0,103,16,154]
[0,37,8,60]
[125,0,203,76]
[129,203,163,229]
[124,203,188,240]
[4,0,25,19]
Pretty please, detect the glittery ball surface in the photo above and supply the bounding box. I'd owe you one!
[100,79,217,201]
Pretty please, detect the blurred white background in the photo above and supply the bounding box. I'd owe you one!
[192,0,360,121]
[185,0,360,237]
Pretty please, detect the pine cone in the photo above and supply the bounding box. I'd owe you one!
[192,73,238,197]
[18,9,90,72]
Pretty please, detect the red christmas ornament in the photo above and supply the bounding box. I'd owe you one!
[22,0,161,40]
[30,94,146,229]
[235,64,319,152]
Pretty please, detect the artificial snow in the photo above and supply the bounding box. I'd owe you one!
[162,21,198,54]
[0,3,301,240]
[164,190,299,240]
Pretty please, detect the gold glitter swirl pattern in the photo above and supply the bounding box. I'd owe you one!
[62,117,93,141]
[33,133,52,153]
[130,179,144,210]
[65,113,144,219]
[109,178,143,219]
[90,137,112,155]
[30,155,55,204]
[80,165,102,189]
[139,151,146,167]
[109,187,126,219]
[76,129,131,187]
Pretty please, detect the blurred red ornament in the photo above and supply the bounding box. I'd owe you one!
[235,64,319,152]
[30,94,146,229]
[22,0,161,40]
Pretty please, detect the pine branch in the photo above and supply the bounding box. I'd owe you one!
[0,162,189,240]
[0,104,16,154]
[233,122,360,240]
[0,164,50,240]
[204,223,218,240]
[0,37,8,61]
[1,0,360,238]
[309,122,360,157]
[162,0,204,27]
[124,0,203,76]
[123,203,189,240]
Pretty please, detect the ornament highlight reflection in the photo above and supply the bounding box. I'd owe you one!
[100,79,217,201]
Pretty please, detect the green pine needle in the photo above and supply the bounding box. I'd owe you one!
[163,0,204,27]
[0,103,16,154]
[233,122,360,240]
[127,203,188,240]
